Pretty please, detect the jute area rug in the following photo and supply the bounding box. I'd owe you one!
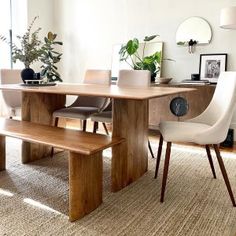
[0,137,236,236]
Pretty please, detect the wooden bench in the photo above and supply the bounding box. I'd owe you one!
[0,118,124,222]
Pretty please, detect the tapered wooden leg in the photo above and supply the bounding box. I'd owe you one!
[205,145,216,179]
[160,142,172,203]
[155,135,163,178]
[148,140,155,159]
[112,99,148,192]
[50,117,59,157]
[69,151,103,221]
[102,123,109,135]
[93,122,98,133]
[21,92,66,163]
[82,120,87,132]
[0,135,6,171]
[213,144,236,207]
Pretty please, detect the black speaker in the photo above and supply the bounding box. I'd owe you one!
[220,129,234,148]
[191,73,200,81]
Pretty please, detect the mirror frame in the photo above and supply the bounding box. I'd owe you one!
[111,41,164,81]
[176,16,212,46]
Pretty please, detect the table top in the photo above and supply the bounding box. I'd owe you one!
[0,83,194,100]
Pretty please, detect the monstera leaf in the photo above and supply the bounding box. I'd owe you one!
[119,35,164,76]
[126,38,139,55]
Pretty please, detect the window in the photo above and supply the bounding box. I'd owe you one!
[0,0,27,69]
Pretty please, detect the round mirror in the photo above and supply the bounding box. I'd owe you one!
[176,17,212,46]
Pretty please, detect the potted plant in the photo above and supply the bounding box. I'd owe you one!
[40,32,63,82]
[119,35,162,82]
[0,16,42,81]
[0,16,63,83]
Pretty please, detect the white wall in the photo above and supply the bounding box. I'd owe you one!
[27,0,56,72]
[28,0,236,134]
[51,0,236,83]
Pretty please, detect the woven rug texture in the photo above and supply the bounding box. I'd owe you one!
[0,138,236,236]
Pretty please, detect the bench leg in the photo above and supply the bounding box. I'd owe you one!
[69,151,103,222]
[0,135,5,171]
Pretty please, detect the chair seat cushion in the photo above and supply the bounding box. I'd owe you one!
[91,111,112,123]
[53,107,99,120]
[160,121,211,144]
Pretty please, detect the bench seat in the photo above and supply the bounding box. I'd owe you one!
[0,118,122,155]
[0,118,124,221]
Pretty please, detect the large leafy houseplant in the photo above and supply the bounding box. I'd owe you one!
[0,16,42,68]
[119,35,162,81]
[0,16,63,83]
[40,32,63,82]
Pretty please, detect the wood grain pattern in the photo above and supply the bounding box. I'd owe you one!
[21,92,66,163]
[149,84,215,129]
[111,99,148,191]
[0,118,124,155]
[179,85,215,121]
[149,94,178,128]
[0,84,194,100]
[69,151,103,221]
[0,135,5,171]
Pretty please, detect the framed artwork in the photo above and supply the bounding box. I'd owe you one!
[199,53,227,83]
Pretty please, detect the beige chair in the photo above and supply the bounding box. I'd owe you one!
[52,69,111,131]
[0,69,21,118]
[91,69,155,158]
[155,71,236,206]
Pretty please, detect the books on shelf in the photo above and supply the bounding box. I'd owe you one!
[181,79,210,85]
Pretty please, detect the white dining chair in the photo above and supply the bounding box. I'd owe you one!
[0,69,21,118]
[51,69,111,157]
[155,71,236,206]
[91,69,155,158]
[52,69,111,131]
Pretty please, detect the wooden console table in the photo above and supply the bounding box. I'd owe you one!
[149,83,215,129]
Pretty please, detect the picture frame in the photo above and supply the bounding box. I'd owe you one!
[199,53,227,83]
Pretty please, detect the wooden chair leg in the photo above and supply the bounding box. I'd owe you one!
[213,144,236,207]
[160,142,172,203]
[102,123,109,135]
[155,135,163,178]
[93,122,98,133]
[205,145,217,179]
[0,135,6,171]
[148,140,155,159]
[50,117,59,157]
[82,120,87,132]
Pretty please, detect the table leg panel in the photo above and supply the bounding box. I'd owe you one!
[21,92,66,163]
[112,99,148,192]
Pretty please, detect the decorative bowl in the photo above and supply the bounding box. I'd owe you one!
[158,77,172,84]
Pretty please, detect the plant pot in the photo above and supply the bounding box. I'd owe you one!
[151,73,157,83]
[21,68,35,83]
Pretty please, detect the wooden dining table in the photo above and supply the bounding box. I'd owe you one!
[0,83,194,192]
